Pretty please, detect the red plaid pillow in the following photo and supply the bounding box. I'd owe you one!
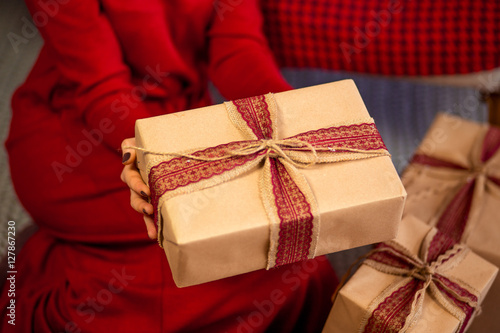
[262,0,500,75]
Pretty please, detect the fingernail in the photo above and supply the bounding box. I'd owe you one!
[140,191,148,197]
[122,152,131,163]
[143,208,148,215]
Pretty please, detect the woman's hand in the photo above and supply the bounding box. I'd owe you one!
[121,138,157,240]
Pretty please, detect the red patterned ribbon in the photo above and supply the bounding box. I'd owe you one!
[148,94,388,268]
[411,126,500,244]
[362,230,479,333]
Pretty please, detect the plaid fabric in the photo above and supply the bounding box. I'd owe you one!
[262,0,500,75]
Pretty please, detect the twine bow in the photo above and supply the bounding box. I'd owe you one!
[232,138,319,168]
[130,93,389,268]
[128,138,379,169]
[407,119,500,244]
[360,228,480,333]
[408,263,435,282]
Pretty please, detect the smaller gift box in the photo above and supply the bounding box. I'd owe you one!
[322,215,498,333]
[402,113,500,332]
[135,80,406,287]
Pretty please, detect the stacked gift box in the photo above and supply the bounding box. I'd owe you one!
[324,113,500,332]
[323,215,498,332]
[401,113,500,332]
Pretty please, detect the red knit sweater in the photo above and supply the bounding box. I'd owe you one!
[2,1,336,332]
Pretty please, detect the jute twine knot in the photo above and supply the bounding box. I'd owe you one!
[470,163,487,177]
[408,264,435,282]
[233,138,319,168]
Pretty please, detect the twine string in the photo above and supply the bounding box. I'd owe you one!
[124,138,382,169]
[356,240,479,333]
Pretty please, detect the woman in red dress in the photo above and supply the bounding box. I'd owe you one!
[1,0,337,331]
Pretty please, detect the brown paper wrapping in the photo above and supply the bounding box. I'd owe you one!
[135,80,406,287]
[402,113,500,331]
[322,215,498,333]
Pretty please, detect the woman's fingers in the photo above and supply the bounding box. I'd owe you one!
[121,137,136,165]
[130,189,153,215]
[120,137,150,197]
[121,163,151,197]
[144,215,158,240]
[130,189,156,239]
[121,137,156,240]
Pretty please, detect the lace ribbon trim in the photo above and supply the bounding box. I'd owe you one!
[410,126,500,243]
[361,230,480,333]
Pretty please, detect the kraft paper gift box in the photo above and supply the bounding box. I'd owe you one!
[322,215,498,333]
[402,113,500,332]
[134,80,406,287]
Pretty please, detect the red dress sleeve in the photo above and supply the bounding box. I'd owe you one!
[207,0,292,99]
[24,0,151,149]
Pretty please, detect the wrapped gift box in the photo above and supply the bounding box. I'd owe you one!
[323,215,498,333]
[135,80,406,287]
[402,113,500,332]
